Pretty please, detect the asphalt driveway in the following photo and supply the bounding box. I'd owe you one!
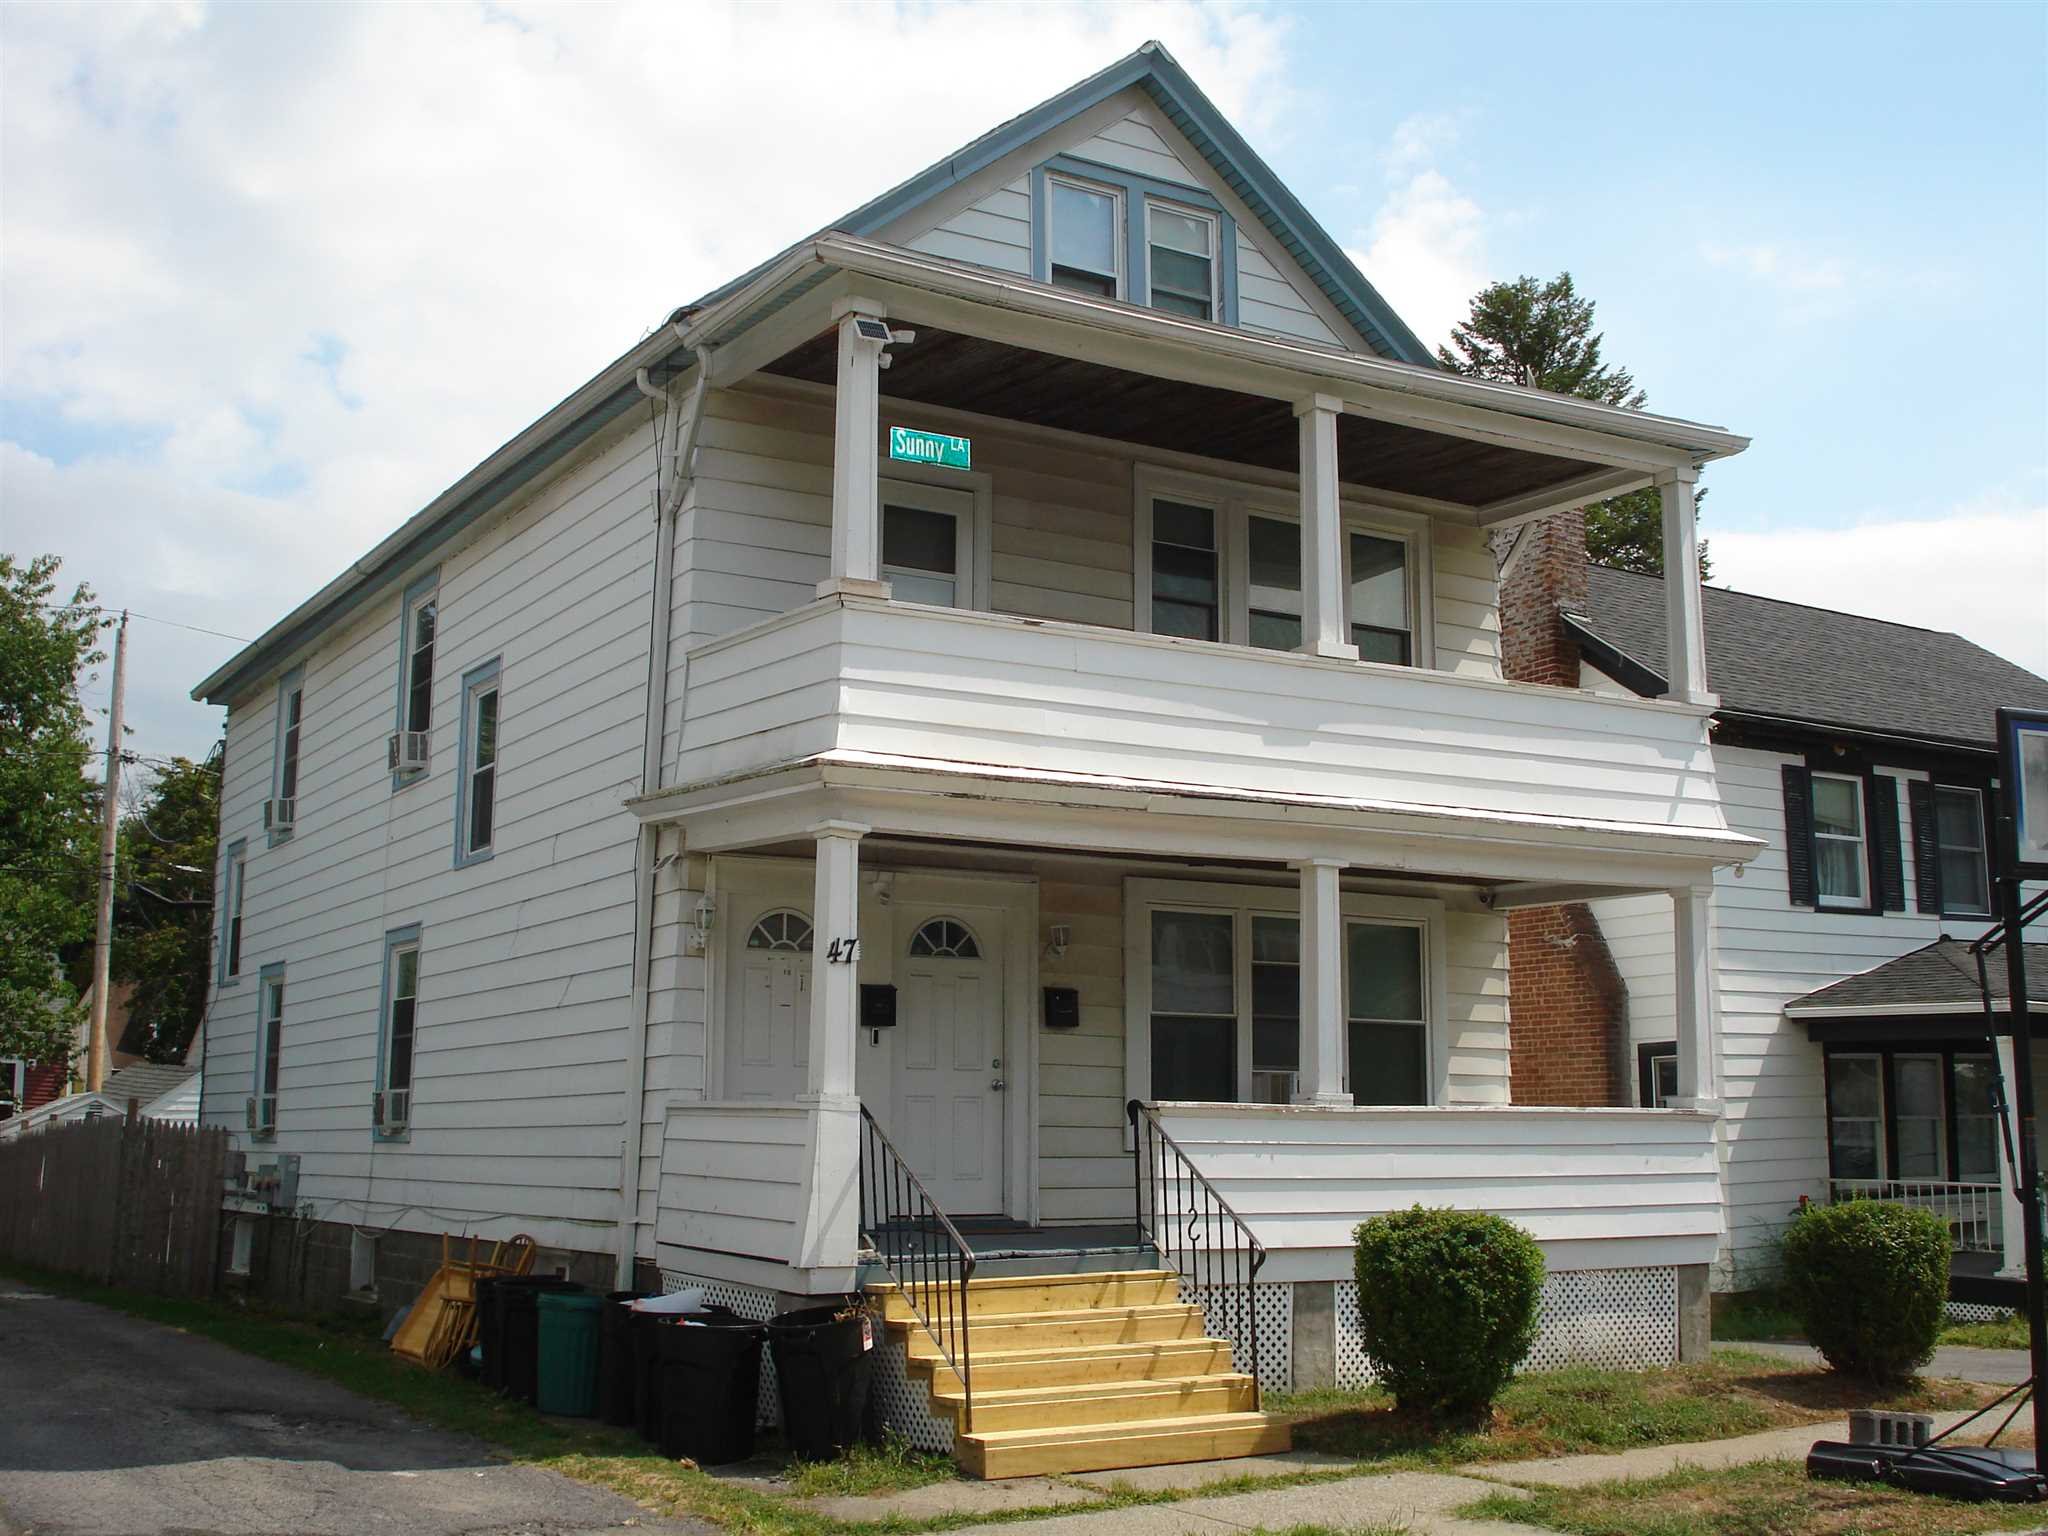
[0,1285,707,1536]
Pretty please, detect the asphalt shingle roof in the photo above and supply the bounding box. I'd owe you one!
[1571,566,2048,748]
[99,1062,198,1107]
[1784,938,2048,1014]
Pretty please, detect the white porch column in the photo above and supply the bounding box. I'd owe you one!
[804,821,868,1104]
[1657,465,1712,705]
[1670,884,1720,1107]
[1296,395,1359,661]
[795,820,868,1273]
[1996,1035,2029,1278]
[819,302,890,599]
[1294,857,1353,1106]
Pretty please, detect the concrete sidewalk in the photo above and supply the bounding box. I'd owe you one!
[803,1405,2000,1536]
[1715,1338,2032,1384]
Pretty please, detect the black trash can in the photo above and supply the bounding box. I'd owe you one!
[632,1307,667,1443]
[767,1302,875,1460]
[495,1277,585,1404]
[656,1310,766,1465]
[597,1290,654,1428]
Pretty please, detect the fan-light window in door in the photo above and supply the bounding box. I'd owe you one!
[746,911,814,952]
[909,918,981,959]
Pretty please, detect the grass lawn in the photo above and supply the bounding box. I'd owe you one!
[0,1264,2010,1535]
[1713,1292,2031,1354]
[1275,1349,1987,1470]
[1941,1316,2031,1350]
[1460,1458,2048,1535]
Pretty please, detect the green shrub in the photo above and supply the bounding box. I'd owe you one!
[1352,1205,1545,1420]
[1780,1200,1950,1382]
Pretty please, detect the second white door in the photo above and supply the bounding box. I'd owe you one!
[890,912,1005,1215]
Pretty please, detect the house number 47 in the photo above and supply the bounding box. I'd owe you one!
[825,937,860,964]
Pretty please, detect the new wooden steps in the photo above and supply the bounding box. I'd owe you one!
[869,1268,1290,1479]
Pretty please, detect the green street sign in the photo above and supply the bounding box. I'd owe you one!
[888,426,972,470]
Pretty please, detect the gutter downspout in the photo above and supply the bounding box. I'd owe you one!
[617,348,711,1288]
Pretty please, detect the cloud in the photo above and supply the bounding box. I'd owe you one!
[0,1,1294,760]
[1709,503,2048,676]
[1702,242,1848,293]
[1344,113,1486,352]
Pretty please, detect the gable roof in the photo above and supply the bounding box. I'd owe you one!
[1785,938,2048,1016]
[1567,565,2048,750]
[101,1062,199,1107]
[683,41,1432,366]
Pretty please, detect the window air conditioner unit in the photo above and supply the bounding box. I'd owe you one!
[263,797,296,834]
[373,1089,411,1135]
[387,731,430,773]
[245,1094,277,1136]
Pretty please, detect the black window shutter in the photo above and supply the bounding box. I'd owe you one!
[1908,779,1942,913]
[1871,774,1905,912]
[1782,764,1816,907]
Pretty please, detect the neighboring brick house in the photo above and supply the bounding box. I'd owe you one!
[1500,510,2048,1291]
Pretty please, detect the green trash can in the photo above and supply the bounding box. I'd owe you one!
[536,1290,604,1416]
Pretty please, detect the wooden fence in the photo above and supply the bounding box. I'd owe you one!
[0,1111,228,1297]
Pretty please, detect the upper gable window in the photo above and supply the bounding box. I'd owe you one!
[1811,772,1869,908]
[1146,204,1216,321]
[1031,156,1238,326]
[1048,176,1121,299]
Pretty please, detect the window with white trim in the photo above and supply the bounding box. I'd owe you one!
[393,574,437,783]
[1810,772,1869,908]
[219,842,247,986]
[747,910,814,952]
[456,661,500,865]
[253,966,283,1138]
[376,931,421,1135]
[879,479,976,610]
[0,1059,23,1121]
[1892,1052,1946,1179]
[1637,1042,1679,1107]
[1146,203,1217,321]
[1131,880,1441,1107]
[1935,786,1991,916]
[271,669,303,842]
[1047,174,1122,299]
[1138,473,1424,665]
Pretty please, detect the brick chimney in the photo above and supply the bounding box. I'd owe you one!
[1498,507,1589,689]
[1498,510,1631,1107]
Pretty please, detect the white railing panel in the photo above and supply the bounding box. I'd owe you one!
[1828,1178,2004,1254]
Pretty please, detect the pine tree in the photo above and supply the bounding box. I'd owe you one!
[1438,274,1708,578]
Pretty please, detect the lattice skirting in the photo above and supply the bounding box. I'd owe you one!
[1947,1300,2017,1323]
[659,1270,782,1428]
[869,1317,956,1453]
[1179,1279,1293,1393]
[1335,1265,1679,1387]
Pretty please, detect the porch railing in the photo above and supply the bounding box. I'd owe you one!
[1829,1178,2004,1254]
[1128,1100,1265,1401]
[858,1105,977,1432]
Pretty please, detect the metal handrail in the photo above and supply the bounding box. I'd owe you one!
[858,1105,977,1433]
[1128,1099,1266,1404]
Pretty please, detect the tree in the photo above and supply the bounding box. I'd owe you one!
[112,749,222,1063]
[0,555,106,1067]
[1438,273,1709,579]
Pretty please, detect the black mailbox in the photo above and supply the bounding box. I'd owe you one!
[1043,986,1080,1029]
[860,984,897,1029]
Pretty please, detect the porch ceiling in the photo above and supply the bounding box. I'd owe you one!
[761,324,1593,507]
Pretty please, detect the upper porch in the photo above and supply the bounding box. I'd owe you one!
[655,235,1749,872]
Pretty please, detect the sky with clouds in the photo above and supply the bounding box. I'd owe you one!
[2,0,2043,765]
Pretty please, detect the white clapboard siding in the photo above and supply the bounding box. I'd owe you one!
[1037,871,1132,1223]
[198,411,661,1252]
[676,597,1723,836]
[1591,743,1986,1287]
[655,1102,812,1265]
[1153,1104,1723,1280]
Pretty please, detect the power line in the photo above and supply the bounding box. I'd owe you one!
[35,601,252,645]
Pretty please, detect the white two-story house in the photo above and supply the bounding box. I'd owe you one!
[195,43,1759,1474]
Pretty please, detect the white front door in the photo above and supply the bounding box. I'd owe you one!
[890,911,1005,1214]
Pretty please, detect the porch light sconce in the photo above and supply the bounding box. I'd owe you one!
[1044,924,1070,961]
[684,894,716,955]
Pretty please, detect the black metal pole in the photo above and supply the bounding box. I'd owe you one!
[1996,864,2048,1464]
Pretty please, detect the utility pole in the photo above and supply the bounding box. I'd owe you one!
[85,611,128,1093]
